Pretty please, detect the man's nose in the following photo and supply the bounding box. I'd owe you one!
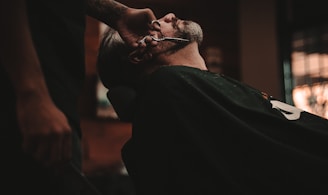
[161,13,176,23]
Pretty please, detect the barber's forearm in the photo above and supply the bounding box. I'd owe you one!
[86,0,129,28]
[0,0,51,100]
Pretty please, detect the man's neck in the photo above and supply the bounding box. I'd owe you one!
[159,42,208,70]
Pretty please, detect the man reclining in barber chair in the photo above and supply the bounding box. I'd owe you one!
[97,12,328,195]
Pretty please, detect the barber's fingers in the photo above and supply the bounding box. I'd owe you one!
[128,46,153,64]
[138,35,158,48]
[150,20,161,31]
[140,8,159,31]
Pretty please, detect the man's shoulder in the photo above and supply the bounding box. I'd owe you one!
[151,65,197,76]
[148,65,208,85]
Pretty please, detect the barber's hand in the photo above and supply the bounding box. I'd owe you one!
[116,7,160,48]
[16,95,72,168]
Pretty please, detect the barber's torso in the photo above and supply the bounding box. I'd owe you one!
[3,0,87,128]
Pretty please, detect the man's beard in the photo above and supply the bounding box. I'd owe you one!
[158,20,203,55]
[149,20,204,58]
[176,20,203,46]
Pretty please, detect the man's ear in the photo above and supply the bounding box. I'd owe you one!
[128,50,153,64]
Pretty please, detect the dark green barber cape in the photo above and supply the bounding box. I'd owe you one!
[119,65,328,195]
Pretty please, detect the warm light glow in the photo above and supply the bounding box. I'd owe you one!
[292,82,328,119]
[291,52,328,78]
[291,52,328,119]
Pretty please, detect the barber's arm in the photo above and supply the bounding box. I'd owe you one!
[86,0,160,47]
[0,0,72,167]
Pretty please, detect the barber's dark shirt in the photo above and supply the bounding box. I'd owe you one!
[122,65,328,195]
[0,0,86,136]
[0,0,86,170]
[26,0,86,128]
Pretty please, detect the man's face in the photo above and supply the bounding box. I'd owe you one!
[129,13,203,64]
[155,13,203,47]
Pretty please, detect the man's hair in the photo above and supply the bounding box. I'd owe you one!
[96,27,140,90]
